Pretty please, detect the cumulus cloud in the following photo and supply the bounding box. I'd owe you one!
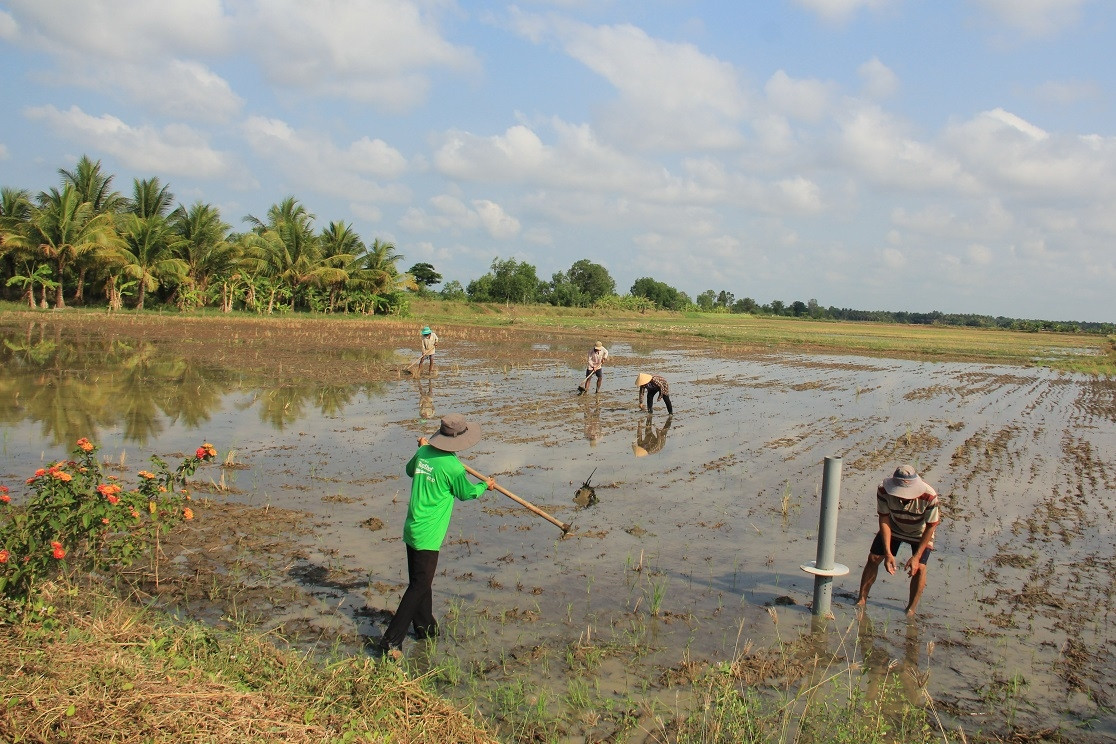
[509,12,747,150]
[943,108,1116,198]
[237,0,479,111]
[792,0,894,24]
[399,194,521,240]
[23,104,232,178]
[765,70,836,122]
[972,0,1088,37]
[242,115,411,204]
[858,57,899,99]
[836,104,970,192]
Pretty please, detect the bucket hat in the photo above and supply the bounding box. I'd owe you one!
[636,373,652,387]
[421,326,432,335]
[427,414,482,452]
[593,341,604,350]
[882,464,935,500]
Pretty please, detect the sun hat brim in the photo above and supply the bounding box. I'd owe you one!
[636,373,652,387]
[427,414,483,452]
[882,469,935,500]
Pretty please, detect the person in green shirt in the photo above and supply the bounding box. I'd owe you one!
[379,414,494,659]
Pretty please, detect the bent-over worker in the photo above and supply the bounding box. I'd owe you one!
[855,464,941,617]
[636,373,673,414]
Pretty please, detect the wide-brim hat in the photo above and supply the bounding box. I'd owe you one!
[636,373,652,387]
[882,464,935,500]
[593,341,604,350]
[427,414,482,452]
[421,326,432,335]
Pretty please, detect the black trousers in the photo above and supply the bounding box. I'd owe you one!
[646,388,673,414]
[381,545,439,649]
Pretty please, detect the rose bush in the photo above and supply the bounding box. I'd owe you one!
[0,438,217,605]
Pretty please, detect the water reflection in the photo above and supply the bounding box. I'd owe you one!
[632,413,672,457]
[0,322,388,444]
[858,613,930,707]
[415,377,436,422]
[583,397,601,447]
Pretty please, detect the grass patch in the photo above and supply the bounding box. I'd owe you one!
[0,579,495,744]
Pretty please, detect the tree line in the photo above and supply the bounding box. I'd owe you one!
[2,156,1109,333]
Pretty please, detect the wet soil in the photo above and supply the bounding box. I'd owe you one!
[2,314,1115,742]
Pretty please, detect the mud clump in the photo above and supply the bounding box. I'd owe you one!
[573,469,598,508]
[360,516,385,531]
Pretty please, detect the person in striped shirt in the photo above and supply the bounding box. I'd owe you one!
[855,464,941,617]
[636,373,673,415]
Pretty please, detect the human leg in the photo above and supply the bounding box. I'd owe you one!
[381,546,439,650]
[662,394,673,414]
[904,546,931,616]
[594,368,603,393]
[855,532,887,607]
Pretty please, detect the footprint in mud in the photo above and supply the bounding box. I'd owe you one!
[573,469,599,508]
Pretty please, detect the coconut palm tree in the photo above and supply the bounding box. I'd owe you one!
[170,201,238,309]
[244,198,345,311]
[128,177,175,219]
[28,184,120,308]
[59,155,125,215]
[116,213,188,310]
[318,220,363,312]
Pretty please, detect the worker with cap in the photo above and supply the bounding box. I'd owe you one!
[855,464,942,617]
[379,413,495,659]
[636,373,673,415]
[581,341,609,394]
[419,326,438,373]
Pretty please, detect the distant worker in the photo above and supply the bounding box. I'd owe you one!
[419,326,438,374]
[636,373,673,415]
[379,414,495,660]
[855,464,941,617]
[579,341,609,395]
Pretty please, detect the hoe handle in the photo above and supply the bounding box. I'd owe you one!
[462,464,571,534]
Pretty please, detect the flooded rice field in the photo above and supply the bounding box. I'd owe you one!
[2,317,1115,741]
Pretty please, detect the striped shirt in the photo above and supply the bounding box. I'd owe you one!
[876,485,940,543]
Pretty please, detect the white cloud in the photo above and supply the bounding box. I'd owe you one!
[836,104,970,191]
[972,0,1088,37]
[1031,79,1101,105]
[967,243,994,265]
[241,115,411,204]
[944,108,1116,198]
[23,104,232,178]
[512,13,748,150]
[237,0,480,111]
[792,0,894,24]
[858,57,899,99]
[399,195,521,240]
[765,70,836,122]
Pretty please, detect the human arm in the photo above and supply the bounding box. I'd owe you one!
[638,384,646,409]
[905,521,938,575]
[878,514,897,575]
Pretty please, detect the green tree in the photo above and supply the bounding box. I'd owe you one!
[481,257,541,304]
[128,177,175,220]
[117,213,188,310]
[170,201,237,309]
[696,289,716,312]
[439,279,466,301]
[28,185,120,308]
[58,155,125,214]
[566,259,615,305]
[244,198,338,311]
[407,262,442,288]
[631,276,686,311]
[319,221,363,312]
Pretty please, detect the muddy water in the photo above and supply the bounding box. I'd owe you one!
[2,328,1115,741]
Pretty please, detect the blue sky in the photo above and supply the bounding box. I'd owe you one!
[1,0,1112,322]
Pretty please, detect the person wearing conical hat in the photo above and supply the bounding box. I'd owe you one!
[636,373,672,415]
[379,414,495,660]
[418,326,438,373]
[855,464,941,617]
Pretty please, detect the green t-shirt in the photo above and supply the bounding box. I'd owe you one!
[403,444,487,550]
